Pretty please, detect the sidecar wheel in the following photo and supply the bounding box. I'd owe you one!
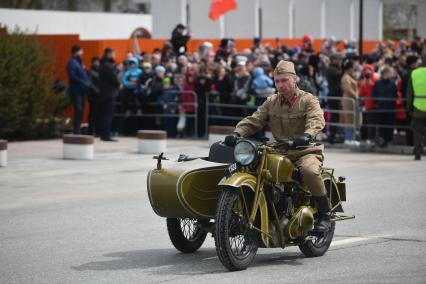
[298,221,335,257]
[215,188,258,271]
[166,218,207,253]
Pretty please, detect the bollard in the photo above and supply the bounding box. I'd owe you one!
[208,126,235,146]
[63,135,94,160]
[0,140,7,167]
[137,130,167,154]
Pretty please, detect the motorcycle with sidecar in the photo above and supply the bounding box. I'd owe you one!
[147,139,354,271]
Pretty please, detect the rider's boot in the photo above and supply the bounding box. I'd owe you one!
[312,195,331,233]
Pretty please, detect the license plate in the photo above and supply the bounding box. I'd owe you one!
[224,163,239,178]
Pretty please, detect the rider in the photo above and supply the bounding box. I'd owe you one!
[224,60,331,233]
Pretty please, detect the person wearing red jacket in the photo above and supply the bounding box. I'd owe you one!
[359,64,378,143]
[177,71,196,137]
[181,71,196,114]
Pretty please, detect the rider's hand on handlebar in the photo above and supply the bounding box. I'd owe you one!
[293,133,312,147]
[224,132,240,147]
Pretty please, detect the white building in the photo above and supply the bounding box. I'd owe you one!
[0,0,424,41]
[0,8,152,40]
[152,0,426,41]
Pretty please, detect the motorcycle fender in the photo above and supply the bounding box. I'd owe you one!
[218,172,257,191]
[218,173,271,247]
[322,172,344,212]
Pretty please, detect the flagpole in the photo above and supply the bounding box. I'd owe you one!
[220,15,225,39]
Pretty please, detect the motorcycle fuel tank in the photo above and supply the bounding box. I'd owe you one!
[266,153,294,184]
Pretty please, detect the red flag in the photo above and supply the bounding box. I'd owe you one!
[209,0,237,21]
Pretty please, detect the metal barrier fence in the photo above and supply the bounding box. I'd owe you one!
[114,90,198,137]
[113,89,412,142]
[205,93,412,142]
[205,91,258,135]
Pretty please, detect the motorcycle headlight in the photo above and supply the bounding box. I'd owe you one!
[234,140,257,166]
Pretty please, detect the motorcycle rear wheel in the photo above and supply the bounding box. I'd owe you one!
[166,218,207,253]
[215,188,258,271]
[298,221,335,257]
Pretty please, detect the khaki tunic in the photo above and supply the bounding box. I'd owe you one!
[234,89,325,141]
[341,73,361,128]
[234,89,327,196]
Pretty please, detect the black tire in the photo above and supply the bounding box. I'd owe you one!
[298,221,335,257]
[215,188,258,271]
[166,218,207,253]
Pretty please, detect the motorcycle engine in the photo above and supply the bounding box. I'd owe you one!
[267,184,291,246]
[268,183,314,242]
[268,215,289,247]
[285,206,315,239]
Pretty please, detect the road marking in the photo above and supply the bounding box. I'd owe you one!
[330,237,371,247]
[202,236,382,260]
[203,256,218,260]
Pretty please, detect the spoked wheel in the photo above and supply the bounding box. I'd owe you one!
[215,188,258,271]
[166,218,207,253]
[298,221,335,257]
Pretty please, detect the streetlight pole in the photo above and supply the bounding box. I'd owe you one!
[359,0,364,57]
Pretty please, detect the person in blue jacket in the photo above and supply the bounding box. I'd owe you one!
[251,67,274,106]
[67,45,90,134]
[121,57,143,114]
[158,76,180,137]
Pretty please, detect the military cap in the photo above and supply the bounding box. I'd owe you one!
[274,60,296,75]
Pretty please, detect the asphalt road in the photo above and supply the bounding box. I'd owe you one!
[1,138,425,284]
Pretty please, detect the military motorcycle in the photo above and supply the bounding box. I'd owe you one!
[147,139,354,271]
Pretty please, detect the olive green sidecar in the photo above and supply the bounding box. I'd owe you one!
[147,158,228,219]
[146,142,233,253]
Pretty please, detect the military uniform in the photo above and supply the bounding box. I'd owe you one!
[234,88,327,196]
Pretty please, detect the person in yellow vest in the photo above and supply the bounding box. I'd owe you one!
[407,54,426,160]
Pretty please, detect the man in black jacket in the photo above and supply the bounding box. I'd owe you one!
[67,45,90,134]
[86,56,101,136]
[325,53,343,144]
[171,24,190,56]
[98,48,120,141]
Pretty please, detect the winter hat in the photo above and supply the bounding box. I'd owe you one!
[129,57,138,65]
[176,24,186,30]
[155,65,166,74]
[302,34,313,43]
[71,45,81,54]
[406,55,419,67]
[142,62,152,69]
[203,41,213,47]
[163,77,171,87]
[220,38,229,49]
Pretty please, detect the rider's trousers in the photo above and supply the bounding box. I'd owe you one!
[287,144,327,197]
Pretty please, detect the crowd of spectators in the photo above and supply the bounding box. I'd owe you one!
[70,23,426,145]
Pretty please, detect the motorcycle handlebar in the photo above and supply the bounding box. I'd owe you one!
[227,137,320,150]
[267,140,319,149]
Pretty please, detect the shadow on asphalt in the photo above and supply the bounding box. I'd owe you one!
[72,248,306,274]
[72,248,224,275]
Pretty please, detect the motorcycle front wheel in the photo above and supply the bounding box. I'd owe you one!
[215,188,258,271]
[298,221,335,257]
[166,218,207,253]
